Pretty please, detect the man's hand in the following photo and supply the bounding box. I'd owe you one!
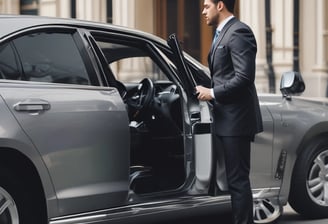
[195,85,213,101]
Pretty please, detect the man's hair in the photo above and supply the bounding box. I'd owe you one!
[212,0,235,13]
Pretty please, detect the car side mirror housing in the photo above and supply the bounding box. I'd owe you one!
[280,71,305,98]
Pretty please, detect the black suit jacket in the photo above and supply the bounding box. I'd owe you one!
[208,18,263,137]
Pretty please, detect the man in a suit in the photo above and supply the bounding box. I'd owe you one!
[196,0,263,223]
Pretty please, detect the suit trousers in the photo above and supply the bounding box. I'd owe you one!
[218,136,254,224]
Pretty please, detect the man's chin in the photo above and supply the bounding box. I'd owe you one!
[206,20,214,26]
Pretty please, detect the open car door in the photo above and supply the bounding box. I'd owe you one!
[167,34,198,96]
[167,34,217,193]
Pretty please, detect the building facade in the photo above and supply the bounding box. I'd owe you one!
[1,0,327,97]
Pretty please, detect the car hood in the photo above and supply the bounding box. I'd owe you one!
[259,93,328,109]
[294,96,328,105]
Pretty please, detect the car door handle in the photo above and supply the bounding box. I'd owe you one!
[14,99,51,112]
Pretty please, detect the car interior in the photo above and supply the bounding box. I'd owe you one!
[94,35,187,194]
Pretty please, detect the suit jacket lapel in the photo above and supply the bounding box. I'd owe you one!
[208,17,238,72]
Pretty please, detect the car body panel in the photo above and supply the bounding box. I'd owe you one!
[0,83,59,217]
[260,94,328,203]
[49,195,231,224]
[0,81,130,215]
[250,104,275,188]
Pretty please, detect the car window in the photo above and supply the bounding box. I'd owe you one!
[96,40,168,83]
[0,32,91,85]
[0,43,21,80]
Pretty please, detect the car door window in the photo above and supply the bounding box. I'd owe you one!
[0,43,21,80]
[0,31,91,85]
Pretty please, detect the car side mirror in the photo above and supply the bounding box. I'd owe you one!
[280,71,305,99]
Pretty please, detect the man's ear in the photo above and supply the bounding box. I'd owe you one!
[217,1,224,11]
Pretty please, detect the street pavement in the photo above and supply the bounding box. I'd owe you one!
[156,204,328,224]
[278,204,328,224]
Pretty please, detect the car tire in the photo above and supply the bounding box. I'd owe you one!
[289,137,328,218]
[0,168,46,224]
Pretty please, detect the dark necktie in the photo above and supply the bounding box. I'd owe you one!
[212,29,220,48]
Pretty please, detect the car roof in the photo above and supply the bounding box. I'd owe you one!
[0,15,209,76]
[0,15,166,45]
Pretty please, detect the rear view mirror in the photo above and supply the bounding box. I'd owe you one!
[280,71,305,98]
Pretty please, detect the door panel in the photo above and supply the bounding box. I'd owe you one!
[250,105,275,188]
[1,83,130,215]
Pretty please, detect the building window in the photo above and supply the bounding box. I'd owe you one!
[107,0,112,23]
[20,0,39,15]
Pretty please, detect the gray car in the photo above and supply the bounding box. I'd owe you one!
[0,15,327,224]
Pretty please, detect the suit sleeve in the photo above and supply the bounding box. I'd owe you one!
[213,26,257,102]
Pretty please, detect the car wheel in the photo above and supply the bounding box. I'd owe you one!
[289,137,328,218]
[253,198,282,223]
[0,168,45,224]
[0,186,19,224]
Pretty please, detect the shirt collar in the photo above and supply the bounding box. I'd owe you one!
[217,15,235,32]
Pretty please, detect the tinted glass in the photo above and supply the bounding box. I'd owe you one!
[0,43,21,80]
[13,32,91,85]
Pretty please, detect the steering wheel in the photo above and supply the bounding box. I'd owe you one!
[127,78,154,119]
